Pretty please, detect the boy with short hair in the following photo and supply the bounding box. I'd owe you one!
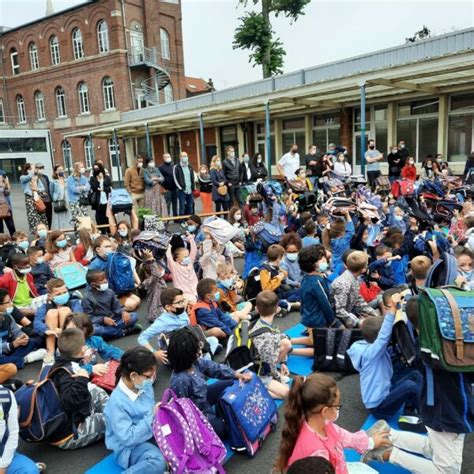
[368,245,399,290]
[332,251,378,327]
[28,246,54,296]
[348,288,422,419]
[87,236,113,272]
[409,255,432,294]
[82,270,140,339]
[251,290,292,399]
[6,231,30,266]
[49,328,109,449]
[454,246,474,290]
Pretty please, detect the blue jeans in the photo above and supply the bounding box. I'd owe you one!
[93,312,138,339]
[123,441,166,474]
[7,453,39,474]
[164,189,178,217]
[0,338,42,369]
[371,370,422,419]
[178,191,194,216]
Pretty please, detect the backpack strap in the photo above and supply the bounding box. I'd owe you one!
[322,329,336,369]
[440,289,463,360]
[0,387,12,457]
[336,329,353,372]
[425,365,435,407]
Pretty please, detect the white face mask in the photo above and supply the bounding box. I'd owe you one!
[137,162,143,168]
[118,229,128,237]
[79,168,86,174]
[164,157,172,164]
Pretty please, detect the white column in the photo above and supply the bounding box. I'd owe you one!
[437,94,448,155]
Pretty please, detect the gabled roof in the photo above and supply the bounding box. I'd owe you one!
[185,77,214,94]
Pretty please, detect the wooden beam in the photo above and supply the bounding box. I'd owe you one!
[368,78,439,94]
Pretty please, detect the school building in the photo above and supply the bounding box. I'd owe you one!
[65,27,474,177]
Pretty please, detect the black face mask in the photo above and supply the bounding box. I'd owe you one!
[369,145,375,150]
[169,306,185,315]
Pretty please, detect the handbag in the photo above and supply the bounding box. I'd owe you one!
[91,360,120,392]
[0,202,10,219]
[32,192,46,213]
[192,189,201,198]
[53,199,67,213]
[217,185,228,196]
[78,193,90,207]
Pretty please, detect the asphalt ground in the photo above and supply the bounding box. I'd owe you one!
[6,185,474,473]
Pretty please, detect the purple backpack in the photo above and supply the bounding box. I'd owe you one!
[153,389,226,473]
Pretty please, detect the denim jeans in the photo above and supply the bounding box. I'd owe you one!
[93,312,138,339]
[178,191,194,216]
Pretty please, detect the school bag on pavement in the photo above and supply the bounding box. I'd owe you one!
[110,188,133,214]
[0,386,12,451]
[153,389,226,473]
[106,252,135,295]
[218,374,278,457]
[54,262,87,290]
[15,365,72,442]
[91,360,120,392]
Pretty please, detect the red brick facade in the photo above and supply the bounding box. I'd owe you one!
[0,0,185,170]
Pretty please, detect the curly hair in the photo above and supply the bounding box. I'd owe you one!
[297,245,327,273]
[167,328,200,372]
[279,232,302,251]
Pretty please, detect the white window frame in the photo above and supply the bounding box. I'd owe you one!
[97,20,109,53]
[29,43,39,70]
[163,83,173,103]
[0,99,5,124]
[78,82,90,114]
[72,28,85,59]
[160,28,170,60]
[10,49,20,75]
[50,35,61,65]
[102,77,115,111]
[55,87,67,118]
[35,91,46,121]
[84,137,94,168]
[62,140,72,171]
[16,96,26,124]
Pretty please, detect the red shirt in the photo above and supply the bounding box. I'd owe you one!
[401,165,416,181]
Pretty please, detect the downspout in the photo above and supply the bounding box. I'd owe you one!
[0,43,11,125]
[120,0,136,110]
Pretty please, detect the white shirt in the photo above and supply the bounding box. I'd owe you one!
[333,161,352,177]
[0,391,18,469]
[278,152,300,180]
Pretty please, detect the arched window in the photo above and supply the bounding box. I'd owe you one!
[78,82,90,114]
[102,77,115,111]
[160,28,170,60]
[35,91,45,121]
[97,20,109,53]
[84,137,94,168]
[163,83,174,103]
[72,28,84,59]
[50,35,61,65]
[62,140,72,171]
[55,86,67,118]
[10,48,20,75]
[0,99,5,123]
[16,95,26,123]
[29,42,39,70]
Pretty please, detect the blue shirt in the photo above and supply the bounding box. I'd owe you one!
[82,335,124,374]
[300,274,335,328]
[66,175,90,203]
[34,297,83,336]
[302,235,320,248]
[88,255,108,272]
[195,302,237,335]
[82,286,123,325]
[182,165,192,194]
[281,256,302,287]
[138,311,190,347]
[330,220,355,266]
[365,149,381,172]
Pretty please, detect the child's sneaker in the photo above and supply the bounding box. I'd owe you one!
[365,419,391,438]
[123,323,143,336]
[24,348,47,364]
[290,302,301,312]
[397,415,427,433]
[361,446,391,464]
[43,351,55,365]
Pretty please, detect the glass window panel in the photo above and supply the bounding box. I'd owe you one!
[397,119,417,160]
[283,117,305,130]
[354,107,370,124]
[399,99,439,117]
[450,93,474,112]
[313,112,340,127]
[419,117,438,161]
[0,139,9,152]
[448,115,472,162]
[313,129,327,153]
[375,122,388,156]
[374,106,387,122]
[328,128,340,150]
[221,126,237,142]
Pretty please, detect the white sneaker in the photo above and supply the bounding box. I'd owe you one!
[43,351,55,365]
[280,375,291,384]
[24,348,47,364]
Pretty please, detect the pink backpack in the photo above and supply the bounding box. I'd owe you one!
[153,389,227,473]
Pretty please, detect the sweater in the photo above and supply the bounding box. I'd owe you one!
[195,300,237,335]
[34,297,83,336]
[300,274,335,328]
[401,165,417,181]
[166,238,198,301]
[137,311,190,347]
[82,287,123,325]
[158,162,177,191]
[330,221,355,266]
[280,256,302,287]
[124,167,145,195]
[82,335,124,374]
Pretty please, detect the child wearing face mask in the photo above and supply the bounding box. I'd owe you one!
[401,156,417,181]
[105,347,166,473]
[454,247,474,290]
[82,270,141,339]
[388,206,407,234]
[6,231,30,267]
[31,223,49,250]
[44,230,75,272]
[28,245,54,295]
[277,373,391,473]
[368,245,399,291]
[280,232,303,289]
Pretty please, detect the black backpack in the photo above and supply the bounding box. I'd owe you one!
[242,267,262,303]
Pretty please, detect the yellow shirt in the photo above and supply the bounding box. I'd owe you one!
[14,278,32,307]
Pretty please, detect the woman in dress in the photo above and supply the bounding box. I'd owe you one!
[89,161,112,233]
[20,163,48,233]
[66,162,90,226]
[198,164,213,214]
[50,164,72,231]
[0,171,16,236]
[143,158,167,217]
[210,155,230,213]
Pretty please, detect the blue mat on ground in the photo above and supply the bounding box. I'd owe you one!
[86,453,121,474]
[284,323,314,376]
[344,414,410,473]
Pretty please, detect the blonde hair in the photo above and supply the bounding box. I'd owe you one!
[72,162,84,177]
[410,256,432,279]
[216,262,233,278]
[346,251,368,273]
[210,155,222,171]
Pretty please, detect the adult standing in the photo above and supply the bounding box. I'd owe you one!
[89,162,112,232]
[365,139,384,189]
[397,139,410,164]
[51,164,72,231]
[143,158,167,217]
[304,144,322,188]
[210,155,230,213]
[0,171,15,235]
[250,153,268,182]
[20,163,48,234]
[66,162,90,225]
[34,163,53,229]
[173,152,195,216]
[124,156,145,210]
[198,164,213,214]
[387,145,404,183]
[240,153,252,186]
[277,144,300,181]
[159,153,178,217]
[222,146,241,206]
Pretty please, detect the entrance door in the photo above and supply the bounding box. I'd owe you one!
[1,158,26,183]
[130,31,144,63]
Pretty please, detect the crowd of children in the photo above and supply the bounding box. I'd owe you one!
[0,162,472,473]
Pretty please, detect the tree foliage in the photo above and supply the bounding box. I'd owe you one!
[233,0,311,78]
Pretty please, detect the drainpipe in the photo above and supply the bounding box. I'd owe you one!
[199,113,206,166]
[265,100,271,180]
[360,82,366,176]
[120,0,136,110]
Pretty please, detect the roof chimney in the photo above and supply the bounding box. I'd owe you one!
[46,0,54,15]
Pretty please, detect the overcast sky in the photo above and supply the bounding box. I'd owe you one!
[1,0,473,89]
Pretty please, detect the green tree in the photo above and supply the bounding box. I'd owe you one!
[233,0,311,78]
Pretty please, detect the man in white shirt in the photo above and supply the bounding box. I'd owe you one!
[277,144,300,181]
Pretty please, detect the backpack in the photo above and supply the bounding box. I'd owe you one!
[375,176,391,191]
[0,386,12,456]
[106,252,135,295]
[251,221,284,250]
[218,375,278,457]
[189,301,213,327]
[425,252,458,288]
[225,320,272,373]
[132,231,171,261]
[15,365,71,442]
[295,192,318,213]
[153,389,226,473]
[110,188,133,214]
[54,262,87,290]
[242,267,262,302]
[391,179,415,198]
[312,328,363,374]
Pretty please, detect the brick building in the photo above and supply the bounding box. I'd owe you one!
[0,0,185,181]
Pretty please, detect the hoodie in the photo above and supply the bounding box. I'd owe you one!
[347,313,395,409]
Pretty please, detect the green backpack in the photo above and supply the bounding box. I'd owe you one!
[418,287,474,373]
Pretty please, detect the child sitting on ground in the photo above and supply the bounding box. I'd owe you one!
[408,255,432,294]
[138,288,219,364]
[280,232,303,289]
[44,230,75,272]
[82,270,141,339]
[302,220,320,247]
[455,246,474,290]
[104,347,166,473]
[276,373,391,472]
[367,245,399,291]
[48,328,109,449]
[348,288,422,419]
[28,246,54,296]
[251,291,292,399]
[31,222,49,250]
[322,211,355,273]
[168,327,251,440]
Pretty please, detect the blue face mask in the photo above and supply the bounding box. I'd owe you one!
[214,291,221,302]
[318,262,328,272]
[5,306,13,315]
[219,278,234,289]
[53,292,70,306]
[286,253,298,262]
[18,241,29,250]
[134,374,155,391]
[394,215,403,222]
[181,256,191,266]
[461,269,473,280]
[187,225,196,233]
[38,230,48,239]
[56,239,68,248]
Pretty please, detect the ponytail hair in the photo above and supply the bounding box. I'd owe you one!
[276,374,338,472]
[115,346,156,386]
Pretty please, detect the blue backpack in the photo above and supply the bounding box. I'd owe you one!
[106,252,135,295]
[110,188,133,214]
[54,262,87,290]
[0,386,12,456]
[15,365,71,442]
